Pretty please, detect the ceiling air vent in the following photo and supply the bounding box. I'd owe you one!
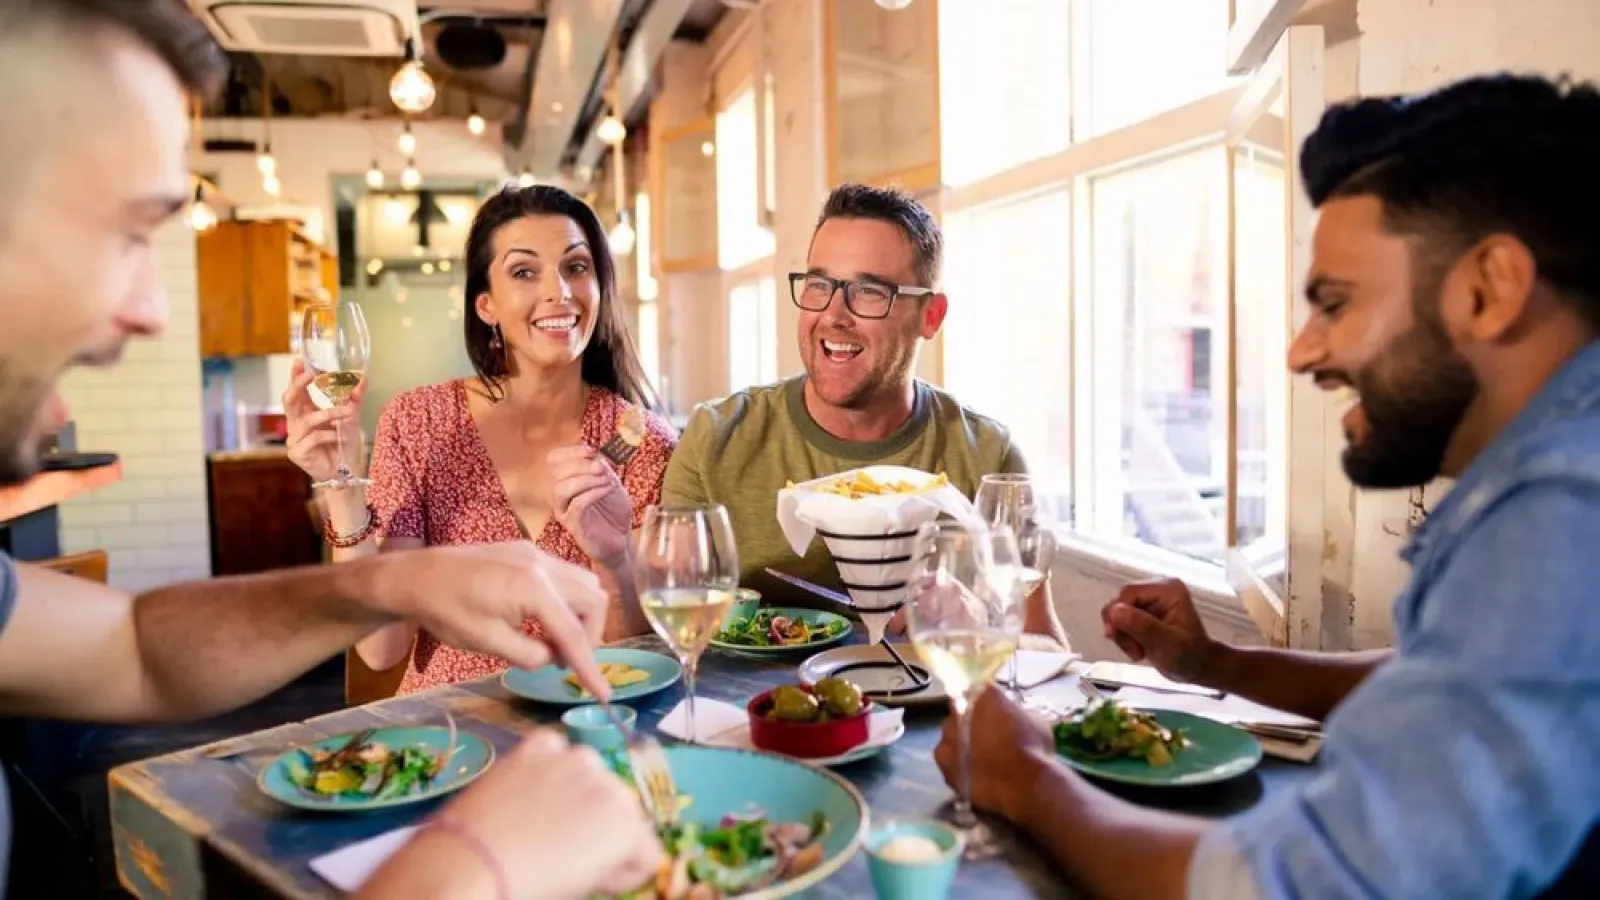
[193,1,411,57]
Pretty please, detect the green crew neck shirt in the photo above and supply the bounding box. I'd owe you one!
[660,376,1026,604]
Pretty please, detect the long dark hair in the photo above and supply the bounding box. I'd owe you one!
[463,184,659,410]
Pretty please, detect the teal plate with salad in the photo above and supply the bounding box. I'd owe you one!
[258,725,494,812]
[1053,704,1261,787]
[711,606,853,657]
[607,744,867,899]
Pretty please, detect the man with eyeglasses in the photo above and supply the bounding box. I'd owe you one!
[662,184,1067,646]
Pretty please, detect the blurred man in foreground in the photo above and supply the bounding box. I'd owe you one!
[0,2,660,896]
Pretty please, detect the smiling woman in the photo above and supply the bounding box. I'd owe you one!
[283,184,678,696]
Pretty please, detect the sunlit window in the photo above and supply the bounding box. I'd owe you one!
[727,276,778,393]
[1075,0,1238,137]
[716,87,775,271]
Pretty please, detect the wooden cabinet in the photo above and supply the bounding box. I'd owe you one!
[197,221,338,357]
[207,449,322,576]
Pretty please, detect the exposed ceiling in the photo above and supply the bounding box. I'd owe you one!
[191,0,728,179]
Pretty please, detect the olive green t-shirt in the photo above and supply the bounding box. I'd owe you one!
[661,375,1026,605]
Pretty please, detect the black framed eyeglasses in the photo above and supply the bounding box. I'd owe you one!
[787,272,934,320]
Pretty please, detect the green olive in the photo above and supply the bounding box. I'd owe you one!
[814,677,864,717]
[771,685,821,723]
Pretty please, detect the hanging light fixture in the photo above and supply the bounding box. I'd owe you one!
[516,168,535,188]
[608,210,635,256]
[258,72,277,189]
[398,121,416,156]
[365,160,383,189]
[389,38,437,114]
[700,140,715,157]
[262,173,281,197]
[187,181,217,232]
[401,162,421,189]
[467,100,486,136]
[596,114,626,145]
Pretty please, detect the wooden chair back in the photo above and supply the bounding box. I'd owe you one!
[38,549,109,584]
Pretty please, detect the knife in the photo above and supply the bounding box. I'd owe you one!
[763,568,858,608]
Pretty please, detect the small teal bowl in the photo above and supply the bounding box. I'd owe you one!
[562,704,634,753]
[865,817,963,900]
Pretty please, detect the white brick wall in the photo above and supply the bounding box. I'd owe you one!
[57,219,210,592]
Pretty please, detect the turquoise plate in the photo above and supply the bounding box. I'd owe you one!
[711,606,854,657]
[258,725,494,812]
[502,647,682,706]
[654,744,868,898]
[1055,710,1262,787]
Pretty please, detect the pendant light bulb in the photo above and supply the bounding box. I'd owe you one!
[389,60,437,114]
[401,164,421,189]
[398,128,417,156]
[365,163,383,189]
[467,113,486,136]
[596,115,627,145]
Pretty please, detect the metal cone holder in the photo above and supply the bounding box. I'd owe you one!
[816,527,932,697]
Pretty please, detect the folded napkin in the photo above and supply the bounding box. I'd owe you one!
[657,697,905,753]
[999,650,1081,690]
[310,825,418,892]
[775,465,982,558]
[1113,686,1324,763]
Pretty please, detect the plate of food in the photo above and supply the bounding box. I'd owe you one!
[712,606,854,656]
[798,643,948,708]
[502,647,682,706]
[257,724,493,812]
[1051,698,1262,786]
[609,744,867,899]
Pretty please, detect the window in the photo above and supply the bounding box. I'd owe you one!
[939,0,1072,187]
[1084,148,1228,560]
[943,187,1074,502]
[1075,0,1239,137]
[936,0,1293,570]
[715,87,775,271]
[727,276,778,393]
[638,301,661,401]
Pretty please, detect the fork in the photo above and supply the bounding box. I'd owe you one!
[598,406,647,466]
[600,704,679,830]
[1076,677,1110,705]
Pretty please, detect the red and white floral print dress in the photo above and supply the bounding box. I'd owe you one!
[366,380,675,695]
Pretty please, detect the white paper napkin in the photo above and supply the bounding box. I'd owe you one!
[999,650,1081,689]
[309,825,418,892]
[657,697,906,753]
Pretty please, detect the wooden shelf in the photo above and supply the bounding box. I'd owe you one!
[0,461,122,523]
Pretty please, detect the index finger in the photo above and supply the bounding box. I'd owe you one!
[527,563,611,700]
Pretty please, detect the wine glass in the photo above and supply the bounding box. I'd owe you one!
[975,474,1059,698]
[300,302,372,490]
[634,504,740,744]
[905,520,1021,860]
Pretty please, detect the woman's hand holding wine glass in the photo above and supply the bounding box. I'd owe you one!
[284,358,366,486]
[296,301,372,490]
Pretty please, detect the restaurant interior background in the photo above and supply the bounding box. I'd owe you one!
[2,0,1596,893]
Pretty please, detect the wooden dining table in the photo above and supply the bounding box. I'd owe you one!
[108,635,1316,899]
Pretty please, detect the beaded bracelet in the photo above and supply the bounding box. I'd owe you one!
[425,814,510,900]
[323,502,380,549]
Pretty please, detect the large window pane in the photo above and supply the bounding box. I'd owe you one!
[1077,0,1235,138]
[830,0,939,185]
[939,0,1072,187]
[943,188,1073,503]
[727,276,778,393]
[1087,147,1227,560]
[1233,144,1288,549]
[716,88,775,271]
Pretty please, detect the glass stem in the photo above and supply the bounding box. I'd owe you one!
[683,658,698,743]
[1008,653,1022,699]
[954,698,977,828]
[332,413,350,480]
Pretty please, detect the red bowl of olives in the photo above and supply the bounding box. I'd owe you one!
[747,678,870,759]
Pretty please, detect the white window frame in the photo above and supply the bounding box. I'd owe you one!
[938,4,1326,636]
[724,260,779,395]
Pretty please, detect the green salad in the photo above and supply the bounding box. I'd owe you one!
[282,732,444,800]
[602,756,832,898]
[714,610,847,647]
[1053,699,1190,767]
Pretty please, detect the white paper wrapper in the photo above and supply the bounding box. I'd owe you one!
[776,466,986,632]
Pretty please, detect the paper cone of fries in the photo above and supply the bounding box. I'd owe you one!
[776,466,984,640]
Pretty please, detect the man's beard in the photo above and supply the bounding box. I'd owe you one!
[0,367,49,487]
[1342,307,1479,489]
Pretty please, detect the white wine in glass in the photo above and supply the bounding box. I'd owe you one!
[975,473,1059,697]
[635,505,739,744]
[300,302,371,490]
[906,520,1021,861]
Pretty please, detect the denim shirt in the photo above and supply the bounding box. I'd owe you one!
[1202,340,1600,899]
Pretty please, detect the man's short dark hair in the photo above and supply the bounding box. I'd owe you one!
[6,0,227,97]
[815,183,943,287]
[1301,73,1600,331]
